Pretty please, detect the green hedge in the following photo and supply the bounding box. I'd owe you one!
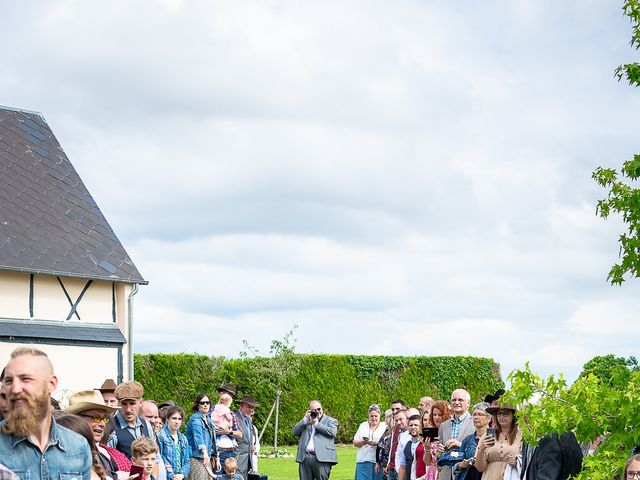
[134,353,503,445]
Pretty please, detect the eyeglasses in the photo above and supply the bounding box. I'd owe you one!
[626,472,640,479]
[472,412,490,417]
[79,414,110,424]
[199,400,211,405]
[496,410,513,417]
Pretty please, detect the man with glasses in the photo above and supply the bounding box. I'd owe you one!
[66,389,132,478]
[293,400,338,480]
[437,389,474,480]
[108,381,155,459]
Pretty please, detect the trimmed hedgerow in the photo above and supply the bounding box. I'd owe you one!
[134,353,502,445]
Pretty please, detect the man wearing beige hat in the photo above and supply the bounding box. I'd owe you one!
[66,389,132,479]
[107,381,155,459]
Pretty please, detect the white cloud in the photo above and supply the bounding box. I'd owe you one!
[1,0,639,386]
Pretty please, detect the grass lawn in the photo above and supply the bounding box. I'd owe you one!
[258,445,357,480]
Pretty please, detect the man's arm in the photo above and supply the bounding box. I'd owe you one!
[314,416,338,439]
[293,418,308,437]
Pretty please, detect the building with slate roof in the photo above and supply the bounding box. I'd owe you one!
[0,105,146,396]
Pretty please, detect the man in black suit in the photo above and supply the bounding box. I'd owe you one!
[521,432,582,480]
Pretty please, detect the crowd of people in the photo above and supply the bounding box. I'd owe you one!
[351,389,582,480]
[0,347,634,480]
[0,347,260,480]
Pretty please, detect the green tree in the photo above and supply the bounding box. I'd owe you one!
[592,0,640,285]
[240,324,301,452]
[579,354,639,386]
[505,362,640,480]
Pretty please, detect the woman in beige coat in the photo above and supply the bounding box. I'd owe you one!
[475,404,522,480]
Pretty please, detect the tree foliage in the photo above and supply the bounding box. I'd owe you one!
[593,0,640,284]
[505,362,640,480]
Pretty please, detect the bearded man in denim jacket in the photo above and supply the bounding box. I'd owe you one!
[0,347,92,480]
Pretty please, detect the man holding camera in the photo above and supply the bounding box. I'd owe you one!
[293,400,338,480]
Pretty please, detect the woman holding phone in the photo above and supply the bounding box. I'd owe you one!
[353,404,387,480]
[475,403,522,480]
[420,400,451,480]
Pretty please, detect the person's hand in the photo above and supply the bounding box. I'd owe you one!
[446,439,462,450]
[369,440,378,447]
[375,463,380,475]
[165,464,173,473]
[305,410,312,421]
[505,454,517,467]
[477,433,494,452]
[422,437,432,448]
[214,457,221,472]
[202,455,211,467]
[437,442,445,454]
[174,475,184,480]
[458,460,470,470]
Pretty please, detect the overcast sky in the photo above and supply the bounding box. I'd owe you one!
[3,0,639,386]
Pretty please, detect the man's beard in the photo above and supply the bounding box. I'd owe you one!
[2,389,50,437]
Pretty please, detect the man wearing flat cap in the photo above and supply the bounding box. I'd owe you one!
[107,381,155,459]
[67,389,132,478]
[234,395,260,480]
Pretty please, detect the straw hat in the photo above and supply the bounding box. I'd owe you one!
[66,390,116,415]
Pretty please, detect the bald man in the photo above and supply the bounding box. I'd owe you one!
[0,347,92,479]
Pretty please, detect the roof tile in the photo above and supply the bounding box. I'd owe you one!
[0,107,146,284]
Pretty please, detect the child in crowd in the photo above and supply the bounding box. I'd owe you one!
[211,393,237,450]
[131,437,158,480]
[214,457,244,480]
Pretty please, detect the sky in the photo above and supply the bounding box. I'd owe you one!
[2,0,639,385]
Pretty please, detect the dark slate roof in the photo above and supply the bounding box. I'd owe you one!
[0,106,146,284]
[0,318,127,345]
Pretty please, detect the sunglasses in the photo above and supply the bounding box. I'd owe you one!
[79,414,110,424]
[199,400,211,405]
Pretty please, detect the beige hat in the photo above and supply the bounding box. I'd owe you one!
[114,381,144,401]
[66,390,116,415]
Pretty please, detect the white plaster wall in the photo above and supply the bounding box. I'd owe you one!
[0,342,120,409]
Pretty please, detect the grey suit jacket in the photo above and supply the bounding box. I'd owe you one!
[234,410,253,473]
[293,414,339,465]
[437,414,475,480]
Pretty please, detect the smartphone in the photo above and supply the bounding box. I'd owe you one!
[486,427,495,439]
[362,436,369,441]
[422,427,439,440]
[129,465,145,480]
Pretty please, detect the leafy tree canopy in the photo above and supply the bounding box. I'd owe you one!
[506,359,640,480]
[593,0,640,284]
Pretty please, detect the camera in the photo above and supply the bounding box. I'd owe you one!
[310,409,319,419]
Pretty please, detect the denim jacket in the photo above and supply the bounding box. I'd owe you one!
[157,424,191,478]
[0,416,92,480]
[453,432,479,480]
[186,411,217,459]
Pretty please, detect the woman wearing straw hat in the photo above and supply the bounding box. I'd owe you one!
[475,403,522,480]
